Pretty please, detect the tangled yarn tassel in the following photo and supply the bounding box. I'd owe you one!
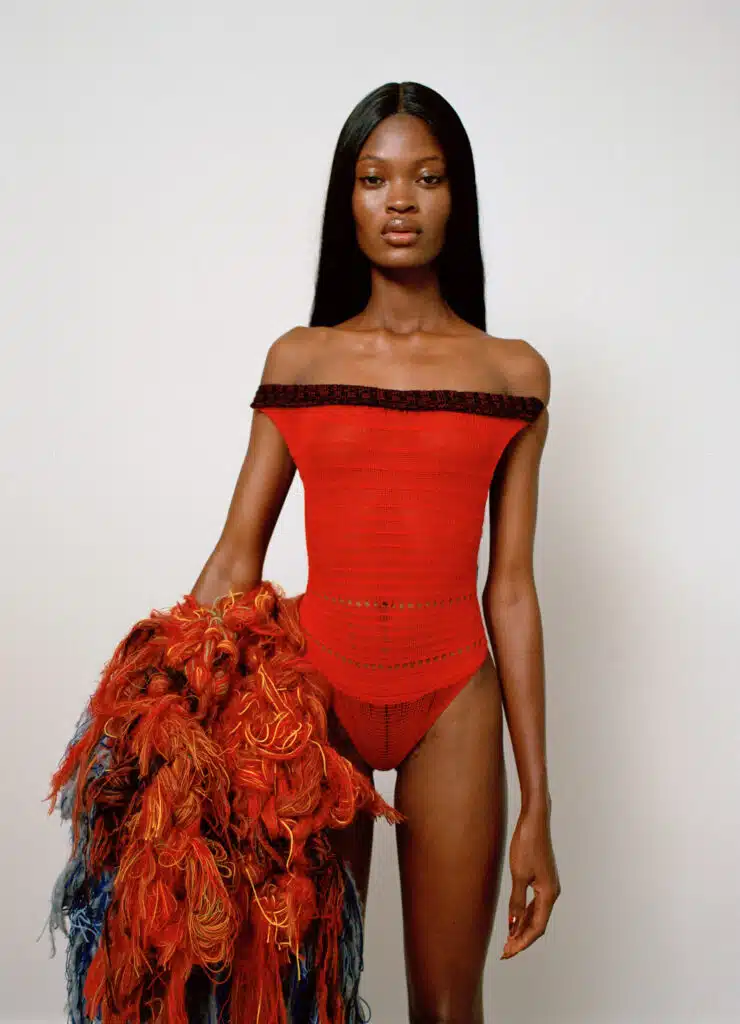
[44,581,402,1024]
[282,862,372,1024]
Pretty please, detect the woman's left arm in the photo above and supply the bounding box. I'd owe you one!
[481,351,561,960]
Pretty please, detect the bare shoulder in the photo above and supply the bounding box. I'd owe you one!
[260,325,319,384]
[483,334,551,406]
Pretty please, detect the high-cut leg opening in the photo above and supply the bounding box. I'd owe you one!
[330,653,489,772]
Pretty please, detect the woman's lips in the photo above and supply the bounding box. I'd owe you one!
[382,230,420,245]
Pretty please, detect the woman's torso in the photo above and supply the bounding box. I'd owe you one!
[250,326,543,702]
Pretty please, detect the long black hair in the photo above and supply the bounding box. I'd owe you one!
[309,82,486,331]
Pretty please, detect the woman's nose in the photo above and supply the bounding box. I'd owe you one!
[387,194,417,212]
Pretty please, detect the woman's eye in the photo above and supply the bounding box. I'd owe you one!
[358,173,446,186]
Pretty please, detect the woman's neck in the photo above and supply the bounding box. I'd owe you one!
[356,265,457,336]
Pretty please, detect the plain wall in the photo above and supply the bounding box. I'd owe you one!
[1,1,738,1022]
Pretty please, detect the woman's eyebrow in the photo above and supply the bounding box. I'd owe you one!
[356,154,444,163]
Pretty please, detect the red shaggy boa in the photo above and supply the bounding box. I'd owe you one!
[46,581,402,1024]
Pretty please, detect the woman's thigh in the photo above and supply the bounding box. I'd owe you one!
[394,654,507,1023]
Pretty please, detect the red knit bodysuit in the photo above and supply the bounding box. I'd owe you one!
[251,383,544,771]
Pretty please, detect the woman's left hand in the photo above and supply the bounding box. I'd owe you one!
[501,805,561,959]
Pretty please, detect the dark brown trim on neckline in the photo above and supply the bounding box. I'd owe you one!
[250,382,544,422]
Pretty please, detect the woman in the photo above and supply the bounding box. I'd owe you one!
[46,81,560,1024]
[194,79,560,1013]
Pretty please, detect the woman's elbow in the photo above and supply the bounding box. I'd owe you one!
[483,568,537,609]
[190,543,264,606]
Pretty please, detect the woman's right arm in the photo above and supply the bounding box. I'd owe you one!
[190,327,309,606]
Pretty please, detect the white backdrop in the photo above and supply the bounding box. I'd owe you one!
[2,2,738,1022]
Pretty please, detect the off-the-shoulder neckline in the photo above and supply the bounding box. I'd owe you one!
[250,381,545,422]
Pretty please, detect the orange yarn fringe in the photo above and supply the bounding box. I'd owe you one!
[45,581,402,1024]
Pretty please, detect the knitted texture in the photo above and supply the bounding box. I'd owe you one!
[251,384,543,769]
[44,582,401,1024]
[251,382,544,420]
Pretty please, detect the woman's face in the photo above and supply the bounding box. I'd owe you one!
[351,113,451,269]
